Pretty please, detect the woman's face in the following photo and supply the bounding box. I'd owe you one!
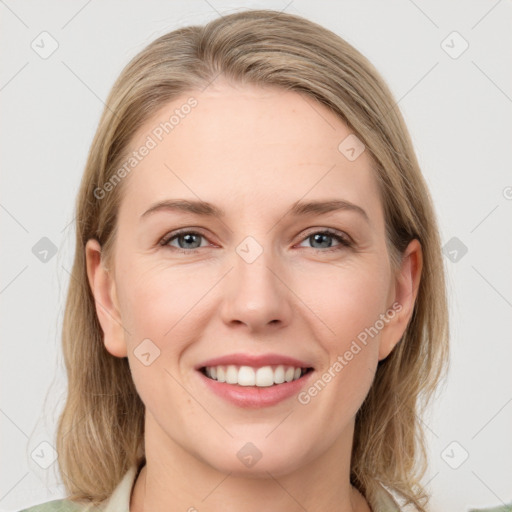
[87,79,420,477]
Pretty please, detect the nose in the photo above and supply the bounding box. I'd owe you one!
[219,246,293,333]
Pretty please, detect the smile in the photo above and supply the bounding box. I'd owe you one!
[201,365,313,387]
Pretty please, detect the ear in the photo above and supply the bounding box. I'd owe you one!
[378,239,423,361]
[85,238,127,358]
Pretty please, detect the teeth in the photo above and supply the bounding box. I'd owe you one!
[203,364,308,387]
[238,366,256,386]
[274,365,285,384]
[255,366,274,387]
[226,365,238,384]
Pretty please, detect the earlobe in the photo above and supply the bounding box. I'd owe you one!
[378,239,423,361]
[85,239,128,358]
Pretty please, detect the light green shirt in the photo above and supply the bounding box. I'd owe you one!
[17,464,404,511]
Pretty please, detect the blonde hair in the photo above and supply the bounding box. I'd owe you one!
[56,9,449,510]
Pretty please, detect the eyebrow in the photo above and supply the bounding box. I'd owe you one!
[141,198,369,222]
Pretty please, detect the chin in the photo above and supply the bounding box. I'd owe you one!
[198,438,310,478]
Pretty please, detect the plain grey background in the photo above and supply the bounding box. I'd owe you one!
[1,1,511,511]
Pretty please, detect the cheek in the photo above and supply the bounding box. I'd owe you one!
[118,262,206,411]
[117,258,202,334]
[293,262,390,423]
[295,256,392,349]
[116,258,221,373]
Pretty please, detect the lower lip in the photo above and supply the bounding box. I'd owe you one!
[197,370,314,408]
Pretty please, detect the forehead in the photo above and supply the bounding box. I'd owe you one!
[119,80,382,220]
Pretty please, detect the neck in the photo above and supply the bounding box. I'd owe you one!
[130,413,370,512]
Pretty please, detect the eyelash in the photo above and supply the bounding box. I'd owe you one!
[159,228,353,255]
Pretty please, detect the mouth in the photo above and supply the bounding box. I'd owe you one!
[196,362,315,408]
[199,364,314,387]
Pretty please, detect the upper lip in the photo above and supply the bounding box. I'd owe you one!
[195,353,314,370]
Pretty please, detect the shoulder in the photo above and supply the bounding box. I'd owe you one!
[18,498,99,512]
[18,463,141,512]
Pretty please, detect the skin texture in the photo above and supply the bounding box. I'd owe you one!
[86,79,422,512]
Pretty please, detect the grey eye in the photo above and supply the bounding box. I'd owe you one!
[308,233,335,249]
[168,232,205,249]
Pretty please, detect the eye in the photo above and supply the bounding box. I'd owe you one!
[297,229,352,251]
[159,228,353,255]
[160,230,211,253]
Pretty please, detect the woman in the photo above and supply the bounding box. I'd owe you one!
[21,9,449,512]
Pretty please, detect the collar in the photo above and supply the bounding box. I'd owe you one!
[99,464,141,512]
